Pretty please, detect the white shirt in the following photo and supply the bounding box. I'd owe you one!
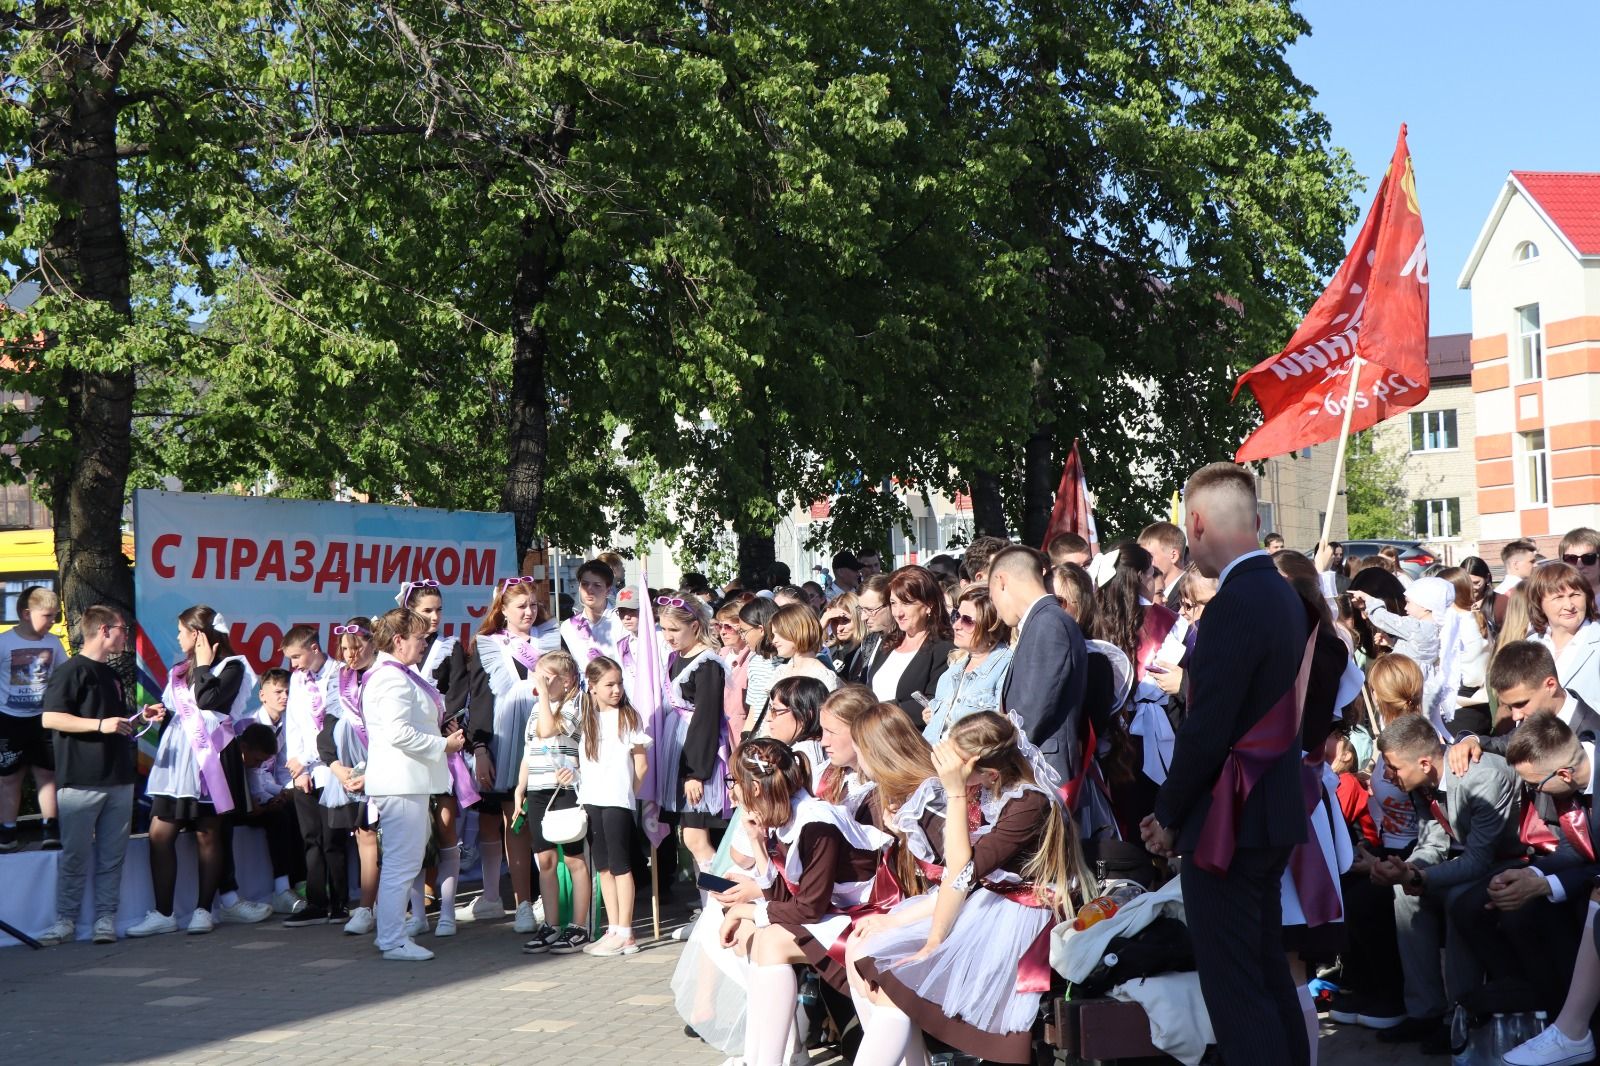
[871,647,917,702]
[1496,574,1523,595]
[576,706,652,809]
[0,627,68,717]
[560,610,623,664]
[1540,741,1596,903]
[1217,548,1270,588]
[286,656,339,789]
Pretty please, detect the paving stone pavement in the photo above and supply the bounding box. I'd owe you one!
[0,901,1430,1065]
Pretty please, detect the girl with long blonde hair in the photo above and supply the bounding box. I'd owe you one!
[849,710,1095,1066]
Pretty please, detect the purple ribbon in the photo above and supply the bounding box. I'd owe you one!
[338,666,368,747]
[370,659,479,808]
[299,666,327,732]
[568,618,604,661]
[170,662,236,815]
[499,631,544,673]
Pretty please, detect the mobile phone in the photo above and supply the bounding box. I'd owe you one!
[697,871,739,894]
[1146,664,1167,675]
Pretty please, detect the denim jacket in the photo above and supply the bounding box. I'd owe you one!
[921,644,1013,743]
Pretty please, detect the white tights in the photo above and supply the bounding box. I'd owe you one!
[1555,901,1600,1040]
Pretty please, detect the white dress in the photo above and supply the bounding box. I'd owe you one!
[146,655,259,802]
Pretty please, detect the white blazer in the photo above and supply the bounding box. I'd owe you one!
[362,652,450,797]
[1539,619,1600,716]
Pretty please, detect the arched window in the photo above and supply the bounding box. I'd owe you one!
[1515,241,1540,262]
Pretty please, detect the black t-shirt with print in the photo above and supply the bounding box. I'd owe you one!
[45,656,136,788]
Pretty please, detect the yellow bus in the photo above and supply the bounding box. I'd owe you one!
[0,528,131,637]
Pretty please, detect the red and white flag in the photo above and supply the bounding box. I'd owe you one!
[1234,125,1430,462]
[1040,438,1099,554]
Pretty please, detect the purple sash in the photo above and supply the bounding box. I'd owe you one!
[567,617,604,663]
[300,666,327,731]
[499,632,542,674]
[170,662,236,815]
[370,659,480,808]
[338,666,368,746]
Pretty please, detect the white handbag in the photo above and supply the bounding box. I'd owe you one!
[540,784,588,845]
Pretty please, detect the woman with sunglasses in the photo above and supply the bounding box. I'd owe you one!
[657,594,731,906]
[769,603,841,693]
[737,598,781,735]
[467,577,563,934]
[317,618,385,936]
[921,585,1013,743]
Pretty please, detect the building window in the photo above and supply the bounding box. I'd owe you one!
[1413,498,1461,540]
[1409,410,1458,451]
[1517,303,1543,380]
[1515,241,1540,262]
[1519,429,1550,505]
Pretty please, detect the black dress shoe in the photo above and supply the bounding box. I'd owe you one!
[1376,1014,1444,1043]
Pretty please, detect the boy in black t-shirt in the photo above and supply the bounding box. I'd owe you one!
[36,605,160,945]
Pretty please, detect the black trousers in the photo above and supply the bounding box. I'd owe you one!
[1180,846,1307,1066]
[292,787,349,911]
[1451,873,1587,1013]
[228,798,306,885]
[1338,868,1405,1008]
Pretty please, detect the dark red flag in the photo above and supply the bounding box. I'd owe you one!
[1040,439,1099,553]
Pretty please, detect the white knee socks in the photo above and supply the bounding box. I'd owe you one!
[1297,983,1319,1066]
[745,964,798,1066]
[853,1001,915,1066]
[437,844,460,915]
[480,837,503,906]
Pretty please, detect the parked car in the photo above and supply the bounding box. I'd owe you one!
[1306,539,1437,580]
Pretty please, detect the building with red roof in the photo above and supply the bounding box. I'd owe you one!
[1459,171,1600,563]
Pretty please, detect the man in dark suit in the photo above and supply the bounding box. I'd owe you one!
[1141,463,1310,1066]
[988,545,1087,785]
[1493,716,1600,1064]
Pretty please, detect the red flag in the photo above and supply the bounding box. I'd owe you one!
[1234,125,1430,462]
[1040,439,1100,553]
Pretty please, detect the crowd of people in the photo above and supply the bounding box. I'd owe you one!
[9,467,1600,1065]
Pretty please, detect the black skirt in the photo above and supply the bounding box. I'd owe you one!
[149,741,249,826]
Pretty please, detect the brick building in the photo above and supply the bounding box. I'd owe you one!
[1460,172,1600,563]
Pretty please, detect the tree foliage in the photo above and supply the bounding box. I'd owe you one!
[0,0,1359,592]
[1345,431,1410,539]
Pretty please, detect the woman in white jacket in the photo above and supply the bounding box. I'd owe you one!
[362,607,466,961]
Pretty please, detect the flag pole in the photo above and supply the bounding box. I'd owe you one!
[1317,358,1364,555]
[643,552,662,943]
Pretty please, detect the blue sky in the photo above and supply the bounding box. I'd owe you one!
[1288,1,1600,334]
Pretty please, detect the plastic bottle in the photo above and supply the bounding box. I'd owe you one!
[1448,1003,1471,1064]
[1072,896,1119,931]
[1489,1014,1508,1060]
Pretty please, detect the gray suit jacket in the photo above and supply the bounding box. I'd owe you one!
[1408,751,1523,894]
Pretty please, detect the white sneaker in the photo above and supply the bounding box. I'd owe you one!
[513,900,537,933]
[343,907,375,935]
[433,915,457,938]
[464,896,504,921]
[405,913,429,937]
[671,924,692,941]
[270,890,306,915]
[187,909,216,935]
[1503,1024,1596,1066]
[91,916,117,944]
[382,938,435,961]
[217,899,272,924]
[531,898,545,924]
[37,918,74,946]
[127,911,178,938]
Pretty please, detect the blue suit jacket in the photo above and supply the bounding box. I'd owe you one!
[1000,595,1088,785]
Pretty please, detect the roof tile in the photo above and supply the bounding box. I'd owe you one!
[1513,171,1600,256]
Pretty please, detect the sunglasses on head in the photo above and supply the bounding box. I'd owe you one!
[401,578,440,605]
[655,595,689,610]
[1564,553,1599,567]
[332,624,368,637]
[498,575,536,594]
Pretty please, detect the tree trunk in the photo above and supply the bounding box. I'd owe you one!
[970,469,1007,539]
[1022,420,1056,548]
[33,12,138,650]
[737,529,776,589]
[501,103,574,558]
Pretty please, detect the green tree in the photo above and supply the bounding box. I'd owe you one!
[1344,431,1409,539]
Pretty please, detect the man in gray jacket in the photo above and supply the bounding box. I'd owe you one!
[1370,714,1524,1052]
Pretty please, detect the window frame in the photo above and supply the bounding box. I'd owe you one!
[1516,302,1544,381]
